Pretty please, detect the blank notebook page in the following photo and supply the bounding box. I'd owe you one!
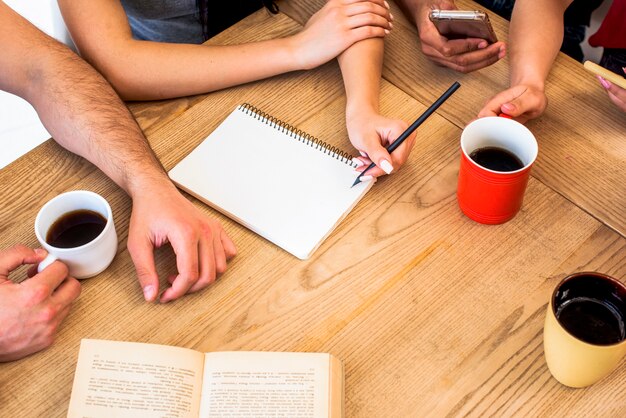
[169,104,374,259]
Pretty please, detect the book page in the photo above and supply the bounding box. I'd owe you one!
[169,105,374,260]
[67,339,205,418]
[198,352,332,418]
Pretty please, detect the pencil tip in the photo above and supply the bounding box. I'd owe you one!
[351,178,361,188]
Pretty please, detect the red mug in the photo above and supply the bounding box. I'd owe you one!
[457,116,538,224]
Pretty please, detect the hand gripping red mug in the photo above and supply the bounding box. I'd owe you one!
[457,116,538,224]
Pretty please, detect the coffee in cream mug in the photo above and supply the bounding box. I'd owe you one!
[35,190,117,279]
[544,272,626,387]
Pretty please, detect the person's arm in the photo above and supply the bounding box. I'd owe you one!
[597,69,626,113]
[394,0,505,73]
[338,37,413,178]
[58,0,392,101]
[478,0,573,122]
[0,2,234,303]
[0,246,80,362]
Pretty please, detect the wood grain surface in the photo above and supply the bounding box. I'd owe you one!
[0,6,624,418]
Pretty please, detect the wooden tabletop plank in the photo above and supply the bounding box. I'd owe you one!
[0,8,624,418]
[280,0,626,237]
[2,72,624,418]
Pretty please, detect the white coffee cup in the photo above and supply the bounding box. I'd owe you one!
[35,190,117,279]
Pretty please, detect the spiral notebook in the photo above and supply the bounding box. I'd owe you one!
[168,104,375,259]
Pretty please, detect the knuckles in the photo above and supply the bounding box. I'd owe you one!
[179,223,199,240]
[133,264,155,280]
[451,54,470,69]
[441,46,453,58]
[362,26,377,37]
[37,304,59,324]
[198,222,216,240]
[29,284,51,305]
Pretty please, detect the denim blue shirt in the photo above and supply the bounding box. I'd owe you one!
[120,0,204,44]
[120,0,266,44]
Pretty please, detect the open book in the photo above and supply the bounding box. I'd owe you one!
[67,339,344,418]
[168,104,375,260]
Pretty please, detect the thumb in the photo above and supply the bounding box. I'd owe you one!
[361,140,394,176]
[478,88,520,119]
[127,236,159,302]
[500,97,526,118]
[499,87,545,119]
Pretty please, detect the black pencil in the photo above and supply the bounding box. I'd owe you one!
[351,81,461,188]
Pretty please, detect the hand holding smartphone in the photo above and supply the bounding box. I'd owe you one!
[429,9,498,44]
[407,2,504,73]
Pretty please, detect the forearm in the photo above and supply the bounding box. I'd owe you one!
[508,0,572,88]
[0,5,171,198]
[57,0,301,100]
[28,46,171,197]
[88,38,301,101]
[338,38,384,117]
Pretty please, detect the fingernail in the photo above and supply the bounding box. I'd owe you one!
[502,103,515,112]
[34,248,47,257]
[384,29,390,35]
[360,151,369,158]
[352,157,365,167]
[143,285,155,301]
[622,67,626,74]
[598,76,611,90]
[380,160,394,174]
[360,175,374,182]
[384,1,390,9]
[498,47,506,59]
[389,22,394,29]
[478,41,488,49]
[390,13,394,20]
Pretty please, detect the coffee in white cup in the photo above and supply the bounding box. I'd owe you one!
[35,190,117,279]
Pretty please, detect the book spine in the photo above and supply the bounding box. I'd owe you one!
[238,103,357,168]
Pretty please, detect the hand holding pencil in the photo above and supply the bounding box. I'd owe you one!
[348,112,413,181]
[352,82,461,187]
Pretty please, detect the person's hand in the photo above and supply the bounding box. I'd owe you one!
[347,110,413,178]
[478,84,548,123]
[127,184,236,304]
[292,0,393,70]
[412,0,505,73]
[597,70,626,113]
[0,245,80,362]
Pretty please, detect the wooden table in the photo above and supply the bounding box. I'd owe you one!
[1,2,624,417]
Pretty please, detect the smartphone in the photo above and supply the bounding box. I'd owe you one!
[429,10,498,44]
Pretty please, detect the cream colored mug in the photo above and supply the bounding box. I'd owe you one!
[543,272,626,388]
